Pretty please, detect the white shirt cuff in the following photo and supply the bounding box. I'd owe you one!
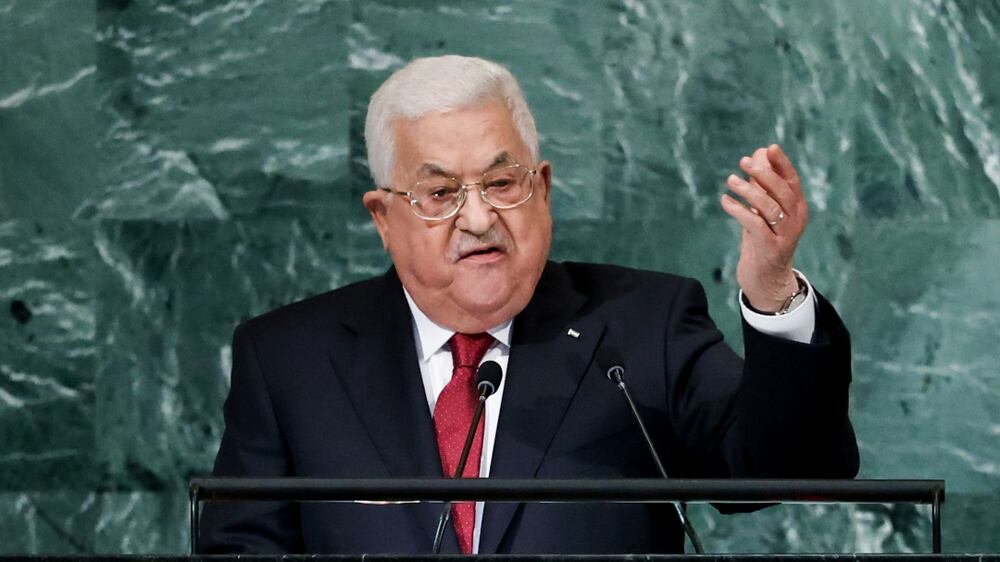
[739,269,817,344]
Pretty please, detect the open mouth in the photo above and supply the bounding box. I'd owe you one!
[459,246,504,260]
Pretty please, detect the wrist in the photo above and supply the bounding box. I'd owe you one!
[742,272,808,315]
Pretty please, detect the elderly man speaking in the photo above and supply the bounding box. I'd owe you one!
[201,55,858,555]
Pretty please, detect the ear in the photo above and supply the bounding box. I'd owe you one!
[363,190,392,250]
[537,160,553,205]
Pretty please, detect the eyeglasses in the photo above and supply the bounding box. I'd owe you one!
[378,163,537,221]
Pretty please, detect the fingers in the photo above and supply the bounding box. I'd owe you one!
[726,173,785,228]
[720,193,772,238]
[739,153,797,215]
[751,147,771,170]
[766,144,803,198]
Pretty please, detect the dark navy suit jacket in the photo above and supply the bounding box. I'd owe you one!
[200,261,859,554]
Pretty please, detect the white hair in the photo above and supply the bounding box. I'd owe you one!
[364,55,540,187]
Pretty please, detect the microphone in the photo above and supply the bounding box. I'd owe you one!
[476,360,503,398]
[431,360,503,554]
[597,348,705,554]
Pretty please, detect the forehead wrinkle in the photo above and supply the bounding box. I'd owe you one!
[416,162,455,178]
[415,150,514,180]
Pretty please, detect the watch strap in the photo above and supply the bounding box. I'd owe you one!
[742,273,809,316]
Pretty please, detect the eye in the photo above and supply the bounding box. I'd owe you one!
[485,179,512,189]
[426,185,459,199]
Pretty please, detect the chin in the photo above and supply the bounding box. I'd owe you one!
[453,277,520,316]
[456,289,514,315]
[450,260,540,323]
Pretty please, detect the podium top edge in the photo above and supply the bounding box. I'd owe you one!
[187,478,945,504]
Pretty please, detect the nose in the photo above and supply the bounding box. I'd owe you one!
[454,185,496,235]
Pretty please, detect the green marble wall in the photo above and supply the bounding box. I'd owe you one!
[1,0,998,555]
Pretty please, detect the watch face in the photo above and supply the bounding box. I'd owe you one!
[785,293,807,313]
[779,280,808,315]
[790,292,808,309]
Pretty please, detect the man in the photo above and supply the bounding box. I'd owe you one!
[201,55,858,555]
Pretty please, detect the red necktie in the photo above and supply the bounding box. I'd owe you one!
[433,332,494,554]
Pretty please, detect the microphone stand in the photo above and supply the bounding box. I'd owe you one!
[431,392,488,555]
[609,366,705,554]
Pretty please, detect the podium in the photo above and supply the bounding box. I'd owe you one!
[189,478,946,555]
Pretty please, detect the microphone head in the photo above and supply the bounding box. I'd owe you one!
[596,347,625,384]
[476,360,503,397]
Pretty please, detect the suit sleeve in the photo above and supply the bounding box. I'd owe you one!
[662,278,859,482]
[198,322,304,554]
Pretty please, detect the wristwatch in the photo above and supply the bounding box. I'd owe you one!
[743,273,809,316]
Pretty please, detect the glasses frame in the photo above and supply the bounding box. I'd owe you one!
[378,163,538,221]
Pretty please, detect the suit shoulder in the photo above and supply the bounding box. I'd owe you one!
[238,274,387,338]
[559,261,699,297]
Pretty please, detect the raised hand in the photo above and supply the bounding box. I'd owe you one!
[719,144,808,313]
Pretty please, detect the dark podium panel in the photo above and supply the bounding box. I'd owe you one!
[0,554,1000,562]
[190,478,947,555]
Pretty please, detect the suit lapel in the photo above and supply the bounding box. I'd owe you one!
[479,262,605,554]
[331,268,452,549]
[333,269,442,478]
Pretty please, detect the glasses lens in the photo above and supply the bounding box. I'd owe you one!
[412,179,463,219]
[482,166,532,207]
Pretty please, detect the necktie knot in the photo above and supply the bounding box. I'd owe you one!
[449,332,493,370]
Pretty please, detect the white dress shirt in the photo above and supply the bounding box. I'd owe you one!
[403,290,511,554]
[402,273,816,553]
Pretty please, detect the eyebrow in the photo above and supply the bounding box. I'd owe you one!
[415,151,513,178]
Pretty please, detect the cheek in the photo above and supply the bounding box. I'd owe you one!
[513,211,552,264]
[392,225,453,283]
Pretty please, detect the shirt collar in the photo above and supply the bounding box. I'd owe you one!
[403,288,513,361]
